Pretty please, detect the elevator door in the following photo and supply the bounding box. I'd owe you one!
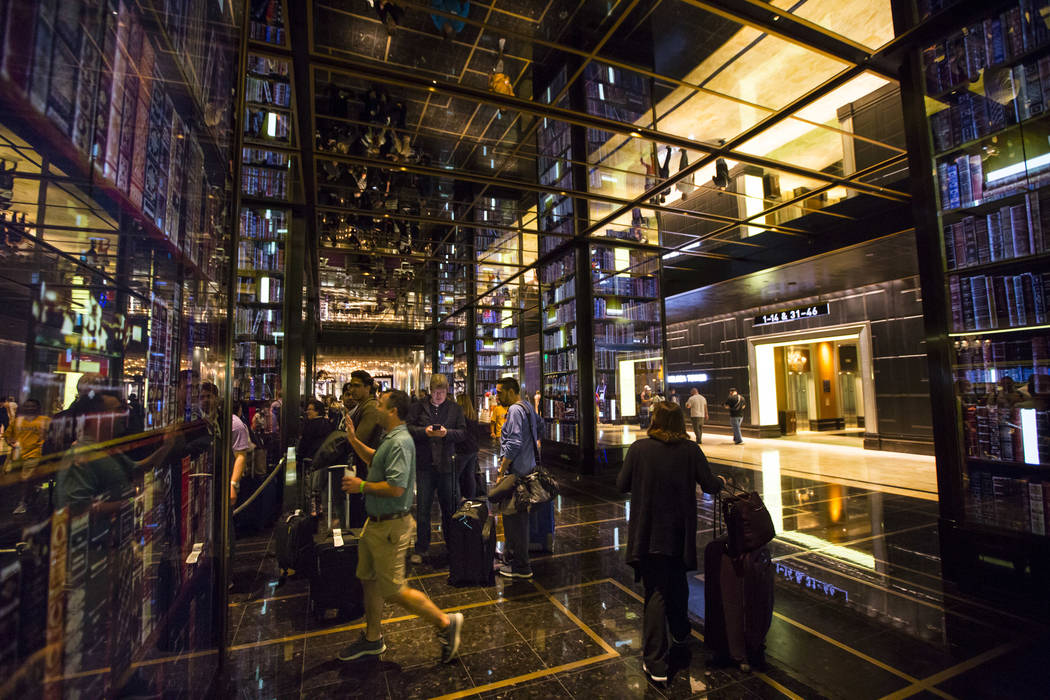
[784,346,811,426]
[839,371,858,428]
[837,343,860,429]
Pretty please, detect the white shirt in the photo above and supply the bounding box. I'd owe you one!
[685,394,708,418]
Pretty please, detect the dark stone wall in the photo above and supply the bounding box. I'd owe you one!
[664,237,934,453]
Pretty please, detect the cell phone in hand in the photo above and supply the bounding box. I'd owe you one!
[430,424,443,431]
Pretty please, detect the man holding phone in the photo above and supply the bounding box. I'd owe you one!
[406,374,466,564]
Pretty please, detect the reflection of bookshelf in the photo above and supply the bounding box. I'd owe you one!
[540,249,579,445]
[245,53,294,146]
[905,0,1050,585]
[234,208,286,401]
[475,304,520,401]
[249,0,288,47]
[591,243,662,424]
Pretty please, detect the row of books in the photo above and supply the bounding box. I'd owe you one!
[543,326,577,351]
[591,246,653,272]
[944,191,1050,268]
[237,275,284,303]
[550,277,575,304]
[245,76,291,107]
[967,471,1050,535]
[247,53,290,78]
[949,271,1049,330]
[478,326,518,340]
[593,276,658,298]
[240,207,288,240]
[237,240,284,272]
[545,304,577,327]
[476,368,513,381]
[245,107,291,142]
[937,153,984,210]
[962,403,1049,463]
[478,352,517,367]
[235,341,280,368]
[921,1,1050,96]
[929,59,1050,155]
[593,298,657,322]
[545,352,578,373]
[243,147,291,167]
[242,166,289,200]
[954,335,1050,394]
[249,21,285,45]
[234,307,282,336]
[592,320,658,345]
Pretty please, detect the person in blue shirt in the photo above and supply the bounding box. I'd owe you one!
[430,0,469,39]
[337,389,464,664]
[495,376,542,579]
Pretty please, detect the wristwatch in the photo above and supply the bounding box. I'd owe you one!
[231,480,240,492]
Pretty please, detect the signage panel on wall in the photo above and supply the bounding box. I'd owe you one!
[754,302,830,327]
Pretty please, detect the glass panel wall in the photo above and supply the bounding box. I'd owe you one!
[0,1,239,696]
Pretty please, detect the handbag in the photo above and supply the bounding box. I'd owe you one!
[721,491,775,556]
[487,472,517,503]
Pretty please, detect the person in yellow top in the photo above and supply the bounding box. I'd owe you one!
[6,398,51,515]
[489,401,507,442]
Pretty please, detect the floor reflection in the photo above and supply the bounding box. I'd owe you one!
[207,446,1048,699]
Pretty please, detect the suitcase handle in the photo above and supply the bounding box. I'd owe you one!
[324,465,353,530]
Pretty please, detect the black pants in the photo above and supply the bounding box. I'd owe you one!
[457,452,478,500]
[639,555,690,676]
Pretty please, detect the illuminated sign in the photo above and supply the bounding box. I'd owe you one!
[776,563,848,601]
[754,302,830,327]
[667,373,709,383]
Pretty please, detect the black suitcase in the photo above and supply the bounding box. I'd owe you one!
[446,500,497,587]
[310,536,365,621]
[703,536,774,669]
[309,466,364,620]
[274,510,316,577]
[528,499,555,553]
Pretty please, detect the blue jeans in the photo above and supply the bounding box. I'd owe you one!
[415,467,458,554]
[730,416,744,443]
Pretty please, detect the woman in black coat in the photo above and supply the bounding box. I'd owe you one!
[617,400,723,684]
[455,394,480,500]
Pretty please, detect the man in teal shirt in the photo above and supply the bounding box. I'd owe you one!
[337,389,464,663]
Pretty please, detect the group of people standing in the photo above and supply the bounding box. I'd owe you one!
[291,371,543,664]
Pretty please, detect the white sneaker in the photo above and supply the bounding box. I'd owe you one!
[642,662,667,683]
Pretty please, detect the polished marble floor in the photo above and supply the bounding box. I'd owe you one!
[221,445,1048,699]
[597,425,938,501]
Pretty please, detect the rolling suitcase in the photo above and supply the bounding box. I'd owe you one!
[446,500,497,587]
[274,509,316,578]
[309,466,364,621]
[703,493,774,670]
[527,499,555,553]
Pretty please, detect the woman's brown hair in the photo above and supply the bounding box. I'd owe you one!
[456,393,477,422]
[647,400,690,442]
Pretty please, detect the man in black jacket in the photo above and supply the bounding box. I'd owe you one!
[723,388,746,444]
[406,374,466,564]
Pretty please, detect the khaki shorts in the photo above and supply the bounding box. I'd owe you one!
[357,514,414,599]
